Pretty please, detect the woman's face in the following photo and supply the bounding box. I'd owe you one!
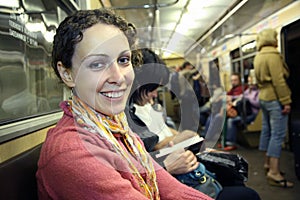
[230,75,240,87]
[139,88,158,106]
[66,23,134,115]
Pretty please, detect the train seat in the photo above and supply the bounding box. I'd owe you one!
[237,110,262,148]
[0,144,42,200]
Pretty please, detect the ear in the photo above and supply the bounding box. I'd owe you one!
[57,61,75,88]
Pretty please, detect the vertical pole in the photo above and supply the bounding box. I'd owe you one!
[239,34,247,126]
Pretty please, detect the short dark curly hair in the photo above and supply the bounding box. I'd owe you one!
[52,9,141,80]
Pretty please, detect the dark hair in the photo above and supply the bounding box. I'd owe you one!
[231,72,241,81]
[130,48,170,105]
[52,9,141,80]
[181,61,192,70]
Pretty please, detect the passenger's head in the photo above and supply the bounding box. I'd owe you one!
[248,69,257,85]
[53,9,141,115]
[248,71,257,87]
[230,73,241,88]
[256,28,278,51]
[130,48,170,106]
[181,61,193,70]
[52,9,140,78]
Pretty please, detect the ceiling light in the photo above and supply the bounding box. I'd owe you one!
[162,51,171,58]
[187,1,206,10]
[44,29,55,43]
[175,24,189,34]
[25,21,46,33]
[164,22,177,30]
[186,0,249,55]
[0,0,19,7]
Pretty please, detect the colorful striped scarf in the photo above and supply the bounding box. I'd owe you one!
[69,96,160,199]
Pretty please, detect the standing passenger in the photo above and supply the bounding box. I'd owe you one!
[36,9,212,200]
[254,28,293,188]
[177,61,199,131]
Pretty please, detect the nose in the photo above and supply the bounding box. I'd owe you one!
[152,90,158,98]
[107,61,125,85]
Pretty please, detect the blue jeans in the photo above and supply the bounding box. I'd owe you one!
[226,113,257,145]
[259,100,288,158]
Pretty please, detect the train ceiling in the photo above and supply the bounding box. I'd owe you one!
[99,0,295,59]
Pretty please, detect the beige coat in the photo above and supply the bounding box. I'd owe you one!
[254,46,291,105]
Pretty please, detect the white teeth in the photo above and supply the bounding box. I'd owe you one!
[102,91,124,98]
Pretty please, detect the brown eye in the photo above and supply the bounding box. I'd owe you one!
[118,56,131,66]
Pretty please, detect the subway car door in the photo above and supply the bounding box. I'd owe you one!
[282,18,300,180]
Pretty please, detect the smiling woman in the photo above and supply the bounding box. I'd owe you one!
[36,8,212,200]
[58,23,134,115]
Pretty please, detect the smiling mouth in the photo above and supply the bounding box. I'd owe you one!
[101,91,125,98]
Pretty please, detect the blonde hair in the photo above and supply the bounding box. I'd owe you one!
[249,69,257,85]
[256,28,277,51]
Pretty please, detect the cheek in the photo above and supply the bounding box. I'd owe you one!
[147,92,154,99]
[75,71,103,93]
[125,67,134,85]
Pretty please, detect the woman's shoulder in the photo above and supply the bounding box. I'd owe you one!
[42,118,86,151]
[41,112,114,164]
[40,125,123,173]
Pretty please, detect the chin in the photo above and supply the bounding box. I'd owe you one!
[112,106,125,115]
[103,104,125,116]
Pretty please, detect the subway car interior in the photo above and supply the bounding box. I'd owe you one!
[0,0,300,199]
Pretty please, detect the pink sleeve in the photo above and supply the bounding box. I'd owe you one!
[38,148,152,200]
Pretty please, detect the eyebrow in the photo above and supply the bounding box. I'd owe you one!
[80,50,131,63]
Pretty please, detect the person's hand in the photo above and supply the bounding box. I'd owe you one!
[282,104,291,115]
[192,73,200,80]
[163,150,199,175]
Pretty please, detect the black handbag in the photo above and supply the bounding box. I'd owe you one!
[196,151,248,186]
[234,98,253,116]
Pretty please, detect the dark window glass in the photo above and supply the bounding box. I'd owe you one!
[0,1,69,124]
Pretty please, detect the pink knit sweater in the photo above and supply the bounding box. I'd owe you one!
[36,101,212,200]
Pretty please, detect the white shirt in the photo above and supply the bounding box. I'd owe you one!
[134,103,173,142]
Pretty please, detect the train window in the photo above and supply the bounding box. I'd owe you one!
[241,41,256,56]
[230,49,240,59]
[0,0,80,142]
[230,41,257,83]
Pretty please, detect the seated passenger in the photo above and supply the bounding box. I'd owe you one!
[128,48,197,151]
[200,84,225,138]
[224,76,260,151]
[36,9,212,200]
[227,73,248,98]
[127,48,261,200]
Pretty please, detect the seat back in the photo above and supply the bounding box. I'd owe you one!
[0,144,42,200]
[247,109,262,132]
